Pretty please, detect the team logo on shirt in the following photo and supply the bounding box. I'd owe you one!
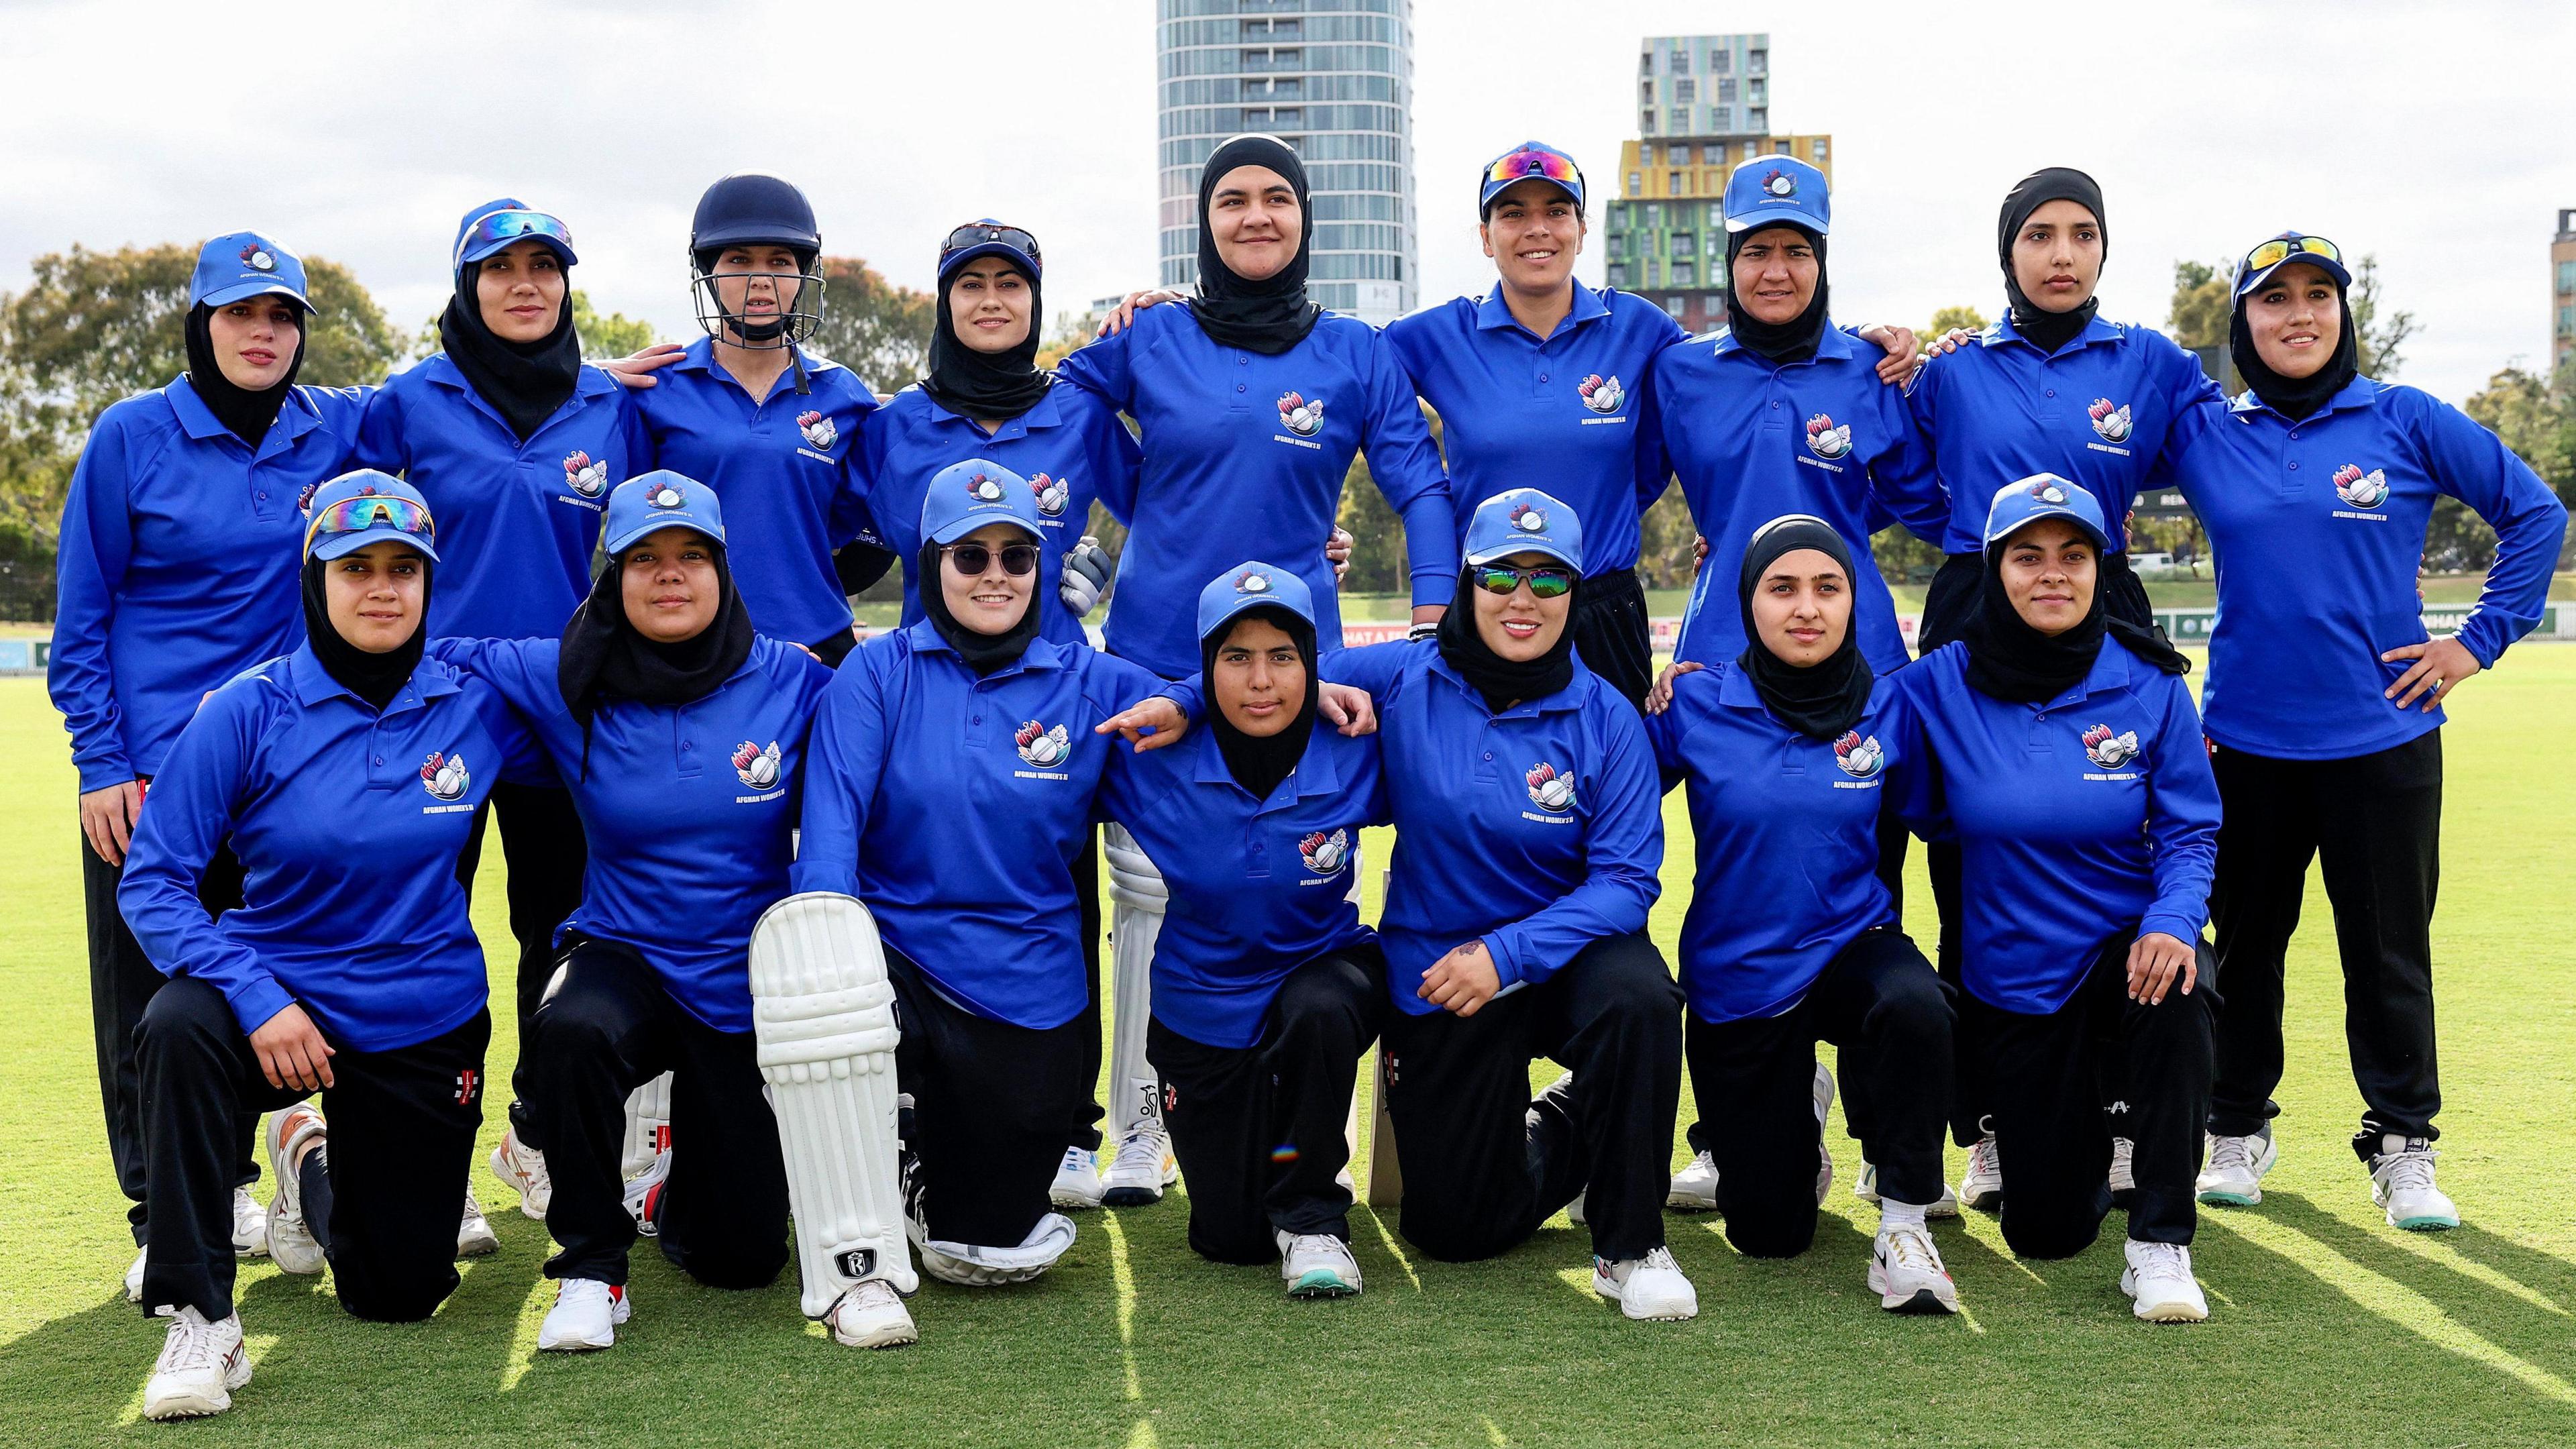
[963,470,1009,504]
[1299,828,1352,876]
[1832,731,1884,778]
[731,740,784,789]
[1029,472,1070,518]
[1577,374,1625,414]
[1509,502,1548,535]
[2333,463,2390,508]
[2080,724,2142,769]
[1277,391,1326,437]
[239,241,278,272]
[562,449,608,498]
[1805,413,1854,460]
[1760,168,1799,199]
[1525,761,1576,812]
[1015,720,1072,768]
[420,750,470,802]
[2088,398,2134,444]
[796,410,838,451]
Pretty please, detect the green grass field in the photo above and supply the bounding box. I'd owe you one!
[4,653,2576,1447]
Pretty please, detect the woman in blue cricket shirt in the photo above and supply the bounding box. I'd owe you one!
[1321,488,1690,1323]
[790,461,1190,1317]
[1891,475,2221,1324]
[50,231,369,1287]
[1645,516,1957,1316]
[429,472,844,1352]
[117,474,529,1420]
[1097,563,1387,1300]
[2165,233,2567,1229]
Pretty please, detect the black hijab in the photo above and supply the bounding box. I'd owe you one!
[1723,223,1830,364]
[917,533,1042,676]
[1735,516,1872,739]
[438,258,582,442]
[1436,566,1579,713]
[2230,269,2359,422]
[1960,521,2188,704]
[184,302,306,447]
[301,553,427,714]
[1187,135,1324,356]
[922,253,1051,423]
[1998,167,2105,354]
[556,534,755,775]
[1201,604,1320,801]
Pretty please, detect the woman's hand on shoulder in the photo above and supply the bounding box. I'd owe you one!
[1642,660,1705,716]
[1095,290,1187,338]
[598,341,687,389]
[1319,682,1377,736]
[1855,323,1920,384]
[1096,696,1189,751]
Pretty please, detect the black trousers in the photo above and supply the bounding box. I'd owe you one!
[1146,946,1383,1263]
[524,939,790,1290]
[134,977,488,1322]
[1380,932,1681,1263]
[1688,928,1952,1258]
[889,949,1093,1250]
[2208,733,2443,1148]
[82,831,254,1244]
[1961,932,2216,1258]
[1572,566,1655,712]
[455,782,587,1144]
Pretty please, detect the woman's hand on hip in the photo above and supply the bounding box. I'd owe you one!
[2381,637,2482,712]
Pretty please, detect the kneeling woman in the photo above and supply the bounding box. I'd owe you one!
[1646,517,1958,1314]
[1892,476,2221,1323]
[119,475,529,1419]
[429,473,834,1351]
[1326,489,1688,1321]
[1098,564,1387,1298]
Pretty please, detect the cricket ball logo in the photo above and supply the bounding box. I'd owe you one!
[731,740,783,789]
[645,481,686,509]
[2029,480,2070,505]
[2333,464,2390,508]
[562,449,607,498]
[1015,720,1071,769]
[963,470,1008,504]
[1805,413,1853,460]
[421,750,470,802]
[1761,168,1798,199]
[239,241,278,272]
[1509,501,1548,535]
[1277,391,1325,437]
[1525,761,1576,812]
[1577,374,1625,414]
[1029,472,1069,518]
[1832,731,1884,779]
[1235,568,1273,594]
[2088,398,2133,444]
[795,410,837,451]
[2081,724,2142,769]
[1299,828,1351,875]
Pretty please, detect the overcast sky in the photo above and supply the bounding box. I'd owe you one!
[3,0,2569,403]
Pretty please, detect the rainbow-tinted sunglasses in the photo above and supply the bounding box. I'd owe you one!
[1480,142,1585,212]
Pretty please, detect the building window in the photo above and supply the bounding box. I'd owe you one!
[1665,295,1686,319]
[1645,203,1662,225]
[1813,138,1829,162]
[1750,108,1767,131]
[1711,46,1731,73]
[1750,78,1766,105]
[1749,48,1767,71]
[1675,78,1695,103]
[1668,170,1683,194]
[1668,107,1688,134]
[1712,106,1731,131]
[1640,78,1655,104]
[1670,46,1690,74]
[2559,259,2576,292]
[1719,77,1737,103]
[1607,263,1627,289]
[1774,139,1791,155]
[1629,170,1642,193]
[1673,260,1696,288]
[1641,110,1656,135]
[1639,49,1654,75]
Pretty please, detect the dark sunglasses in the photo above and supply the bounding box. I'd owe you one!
[940,221,1042,273]
[1471,564,1575,599]
[944,541,1041,576]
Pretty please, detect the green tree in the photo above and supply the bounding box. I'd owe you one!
[1334,455,1409,595]
[1636,484,1699,590]
[2349,254,2417,379]
[572,291,658,360]
[2166,260,2231,351]
[1925,304,1988,340]
[805,257,936,394]
[2461,362,2576,569]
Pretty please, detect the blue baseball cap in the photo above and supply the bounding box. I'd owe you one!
[1479,141,1585,215]
[453,197,578,273]
[192,231,313,311]
[920,459,1044,546]
[1723,156,1831,235]
[1464,487,1582,570]
[2233,229,2350,298]
[1197,561,1316,643]
[604,471,725,554]
[938,219,1042,282]
[1983,473,2110,553]
[303,472,437,563]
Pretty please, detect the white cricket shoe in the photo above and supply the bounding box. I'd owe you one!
[1811,1062,1837,1205]
[263,1104,327,1275]
[622,1146,671,1238]
[1049,1146,1106,1210]
[2121,1238,2209,1322]
[230,1186,268,1256]
[1566,1190,1587,1226]
[1851,1161,1961,1218]
[2109,1136,2137,1205]
[125,1246,148,1303]
[142,1306,250,1421]
[488,1127,551,1220]
[2368,1134,2460,1231]
[1961,1134,2003,1212]
[826,1279,917,1348]
[537,1278,629,1352]
[456,1190,499,1258]
[1666,1149,1720,1212]
[1277,1231,1362,1298]
[1100,1127,1177,1207]
[1869,1224,1960,1315]
[2197,1127,2279,1207]
[1593,1246,1699,1322]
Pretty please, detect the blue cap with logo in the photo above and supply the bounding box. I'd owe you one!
[1983,473,2110,553]
[303,471,438,563]
[191,231,314,312]
[452,197,578,274]
[920,458,1044,546]
[1479,140,1586,215]
[1723,155,1831,235]
[1464,487,1582,570]
[1196,561,1316,642]
[2233,229,2350,299]
[604,471,726,554]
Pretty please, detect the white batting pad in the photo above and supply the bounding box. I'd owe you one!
[621,1072,674,1181]
[910,1211,1078,1288]
[1102,824,1167,1140]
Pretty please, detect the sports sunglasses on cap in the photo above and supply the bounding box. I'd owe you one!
[939,221,1042,272]
[1485,145,1582,192]
[1471,563,1575,599]
[453,209,575,270]
[305,493,435,555]
[943,541,1042,576]
[2242,232,2341,275]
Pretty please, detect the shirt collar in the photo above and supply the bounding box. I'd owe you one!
[1423,646,1594,716]
[674,333,841,380]
[1988,307,2123,354]
[1187,718,1346,808]
[2227,373,2381,421]
[285,641,458,714]
[166,374,324,453]
[2030,639,2143,710]
[914,380,1064,439]
[421,354,617,421]
[1709,317,1854,366]
[1474,282,1612,340]
[899,616,1067,677]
